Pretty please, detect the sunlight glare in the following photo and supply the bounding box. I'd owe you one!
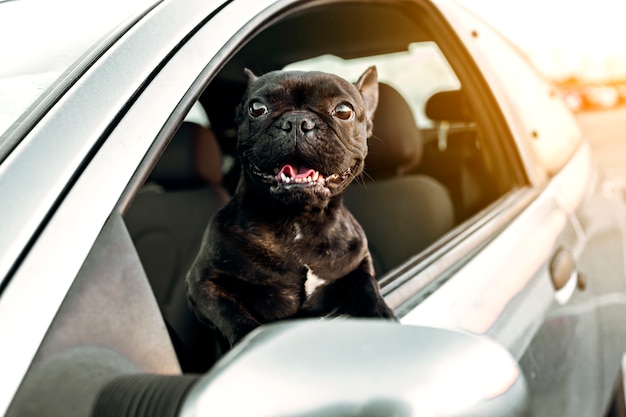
[460,0,626,80]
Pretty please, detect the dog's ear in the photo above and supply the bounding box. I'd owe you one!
[354,66,379,135]
[235,68,259,124]
[244,68,258,83]
[354,66,378,120]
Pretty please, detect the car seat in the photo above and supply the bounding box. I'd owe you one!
[421,89,497,221]
[344,83,455,275]
[124,121,230,372]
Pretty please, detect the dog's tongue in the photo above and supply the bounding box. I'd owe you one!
[278,164,320,180]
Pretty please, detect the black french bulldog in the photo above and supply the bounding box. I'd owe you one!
[186,66,395,347]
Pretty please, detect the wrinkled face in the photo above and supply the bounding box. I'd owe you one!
[235,68,378,208]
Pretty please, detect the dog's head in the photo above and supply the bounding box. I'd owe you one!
[235,67,378,209]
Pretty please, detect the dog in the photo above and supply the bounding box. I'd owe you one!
[186,66,396,347]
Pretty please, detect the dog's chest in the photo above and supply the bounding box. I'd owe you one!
[303,265,325,297]
[288,220,365,300]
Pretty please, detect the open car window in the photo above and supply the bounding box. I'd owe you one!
[120,0,526,370]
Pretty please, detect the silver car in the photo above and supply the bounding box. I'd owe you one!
[2,0,626,416]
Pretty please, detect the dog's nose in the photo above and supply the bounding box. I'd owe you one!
[300,118,315,132]
[279,113,316,134]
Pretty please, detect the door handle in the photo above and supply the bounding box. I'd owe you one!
[549,247,586,292]
[550,247,576,291]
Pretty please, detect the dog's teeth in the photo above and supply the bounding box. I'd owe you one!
[278,170,323,185]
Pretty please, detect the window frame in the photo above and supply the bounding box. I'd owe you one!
[121,0,538,315]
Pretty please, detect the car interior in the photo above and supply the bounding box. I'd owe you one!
[120,2,519,373]
[8,7,526,416]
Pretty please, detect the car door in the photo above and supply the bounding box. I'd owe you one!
[394,2,626,416]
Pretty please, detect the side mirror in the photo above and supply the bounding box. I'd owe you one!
[180,319,529,417]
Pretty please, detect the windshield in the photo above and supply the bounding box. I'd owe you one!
[0,0,159,143]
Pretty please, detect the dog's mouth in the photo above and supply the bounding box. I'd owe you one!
[277,164,321,186]
[249,162,355,189]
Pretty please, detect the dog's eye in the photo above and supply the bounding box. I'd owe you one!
[333,103,354,120]
[249,100,268,118]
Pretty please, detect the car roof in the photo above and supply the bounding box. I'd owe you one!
[0,0,162,141]
[218,2,431,82]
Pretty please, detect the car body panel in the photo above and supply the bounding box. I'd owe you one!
[0,0,163,143]
[401,142,592,354]
[414,4,625,413]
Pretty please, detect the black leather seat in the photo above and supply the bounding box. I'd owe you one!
[344,83,455,275]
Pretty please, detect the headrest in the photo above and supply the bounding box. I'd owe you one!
[149,122,223,188]
[365,83,423,179]
[425,89,472,122]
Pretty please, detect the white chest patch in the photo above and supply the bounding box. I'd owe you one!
[304,265,325,297]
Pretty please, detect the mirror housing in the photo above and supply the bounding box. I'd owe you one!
[180,319,529,417]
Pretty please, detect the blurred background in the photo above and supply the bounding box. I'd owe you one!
[461,0,626,112]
